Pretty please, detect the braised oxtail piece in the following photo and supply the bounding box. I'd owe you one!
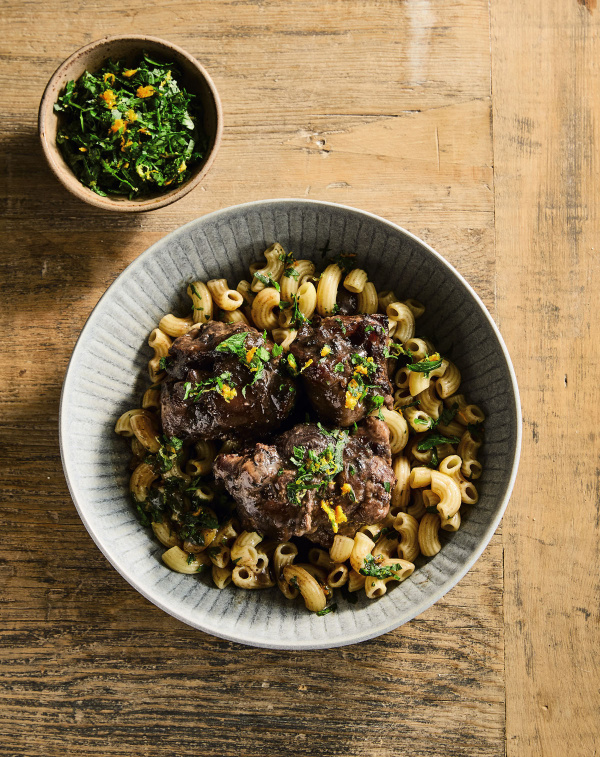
[289,314,394,426]
[160,321,296,441]
[213,417,395,547]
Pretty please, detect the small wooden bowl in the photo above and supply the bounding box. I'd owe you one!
[38,35,223,212]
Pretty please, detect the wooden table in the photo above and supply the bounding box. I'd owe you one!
[1,1,598,755]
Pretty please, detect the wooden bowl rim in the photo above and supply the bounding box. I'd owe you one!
[38,34,223,213]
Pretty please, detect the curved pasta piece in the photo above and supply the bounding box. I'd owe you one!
[377,407,409,453]
[251,287,280,330]
[187,281,213,323]
[282,564,327,612]
[316,263,343,316]
[418,513,442,557]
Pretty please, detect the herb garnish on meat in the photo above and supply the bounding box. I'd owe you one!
[183,371,237,403]
[215,331,272,384]
[54,54,207,198]
[286,427,349,505]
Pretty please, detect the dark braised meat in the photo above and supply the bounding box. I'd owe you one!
[335,287,358,315]
[289,314,393,426]
[213,417,395,547]
[160,321,296,442]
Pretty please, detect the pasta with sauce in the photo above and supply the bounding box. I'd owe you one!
[115,244,486,615]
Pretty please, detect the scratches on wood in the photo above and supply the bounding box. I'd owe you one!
[491,0,600,754]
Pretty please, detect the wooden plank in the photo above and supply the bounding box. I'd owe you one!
[0,1,501,755]
[490,0,600,754]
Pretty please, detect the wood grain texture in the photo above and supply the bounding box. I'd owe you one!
[491,0,600,755]
[0,1,502,755]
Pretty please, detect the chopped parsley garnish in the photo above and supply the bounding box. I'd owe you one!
[159,356,170,371]
[155,435,183,473]
[432,402,458,429]
[286,353,299,376]
[345,353,382,411]
[333,317,347,334]
[214,331,248,358]
[178,506,219,545]
[384,482,391,493]
[383,343,413,360]
[188,283,208,320]
[286,428,350,505]
[54,55,207,199]
[272,343,283,358]
[279,249,296,268]
[351,353,378,375]
[316,604,337,616]
[134,503,150,526]
[401,399,421,409]
[467,421,484,435]
[406,355,443,377]
[284,293,308,328]
[359,555,404,579]
[215,331,273,385]
[370,526,393,544]
[370,395,385,410]
[284,266,300,280]
[334,362,345,373]
[332,303,341,315]
[253,272,280,291]
[416,433,460,451]
[183,371,237,403]
[413,417,430,426]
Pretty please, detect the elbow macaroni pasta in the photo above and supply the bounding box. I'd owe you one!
[251,243,285,292]
[316,263,343,316]
[118,242,487,614]
[187,281,213,323]
[357,282,378,314]
[207,279,244,311]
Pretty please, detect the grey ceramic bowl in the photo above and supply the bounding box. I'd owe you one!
[60,199,521,648]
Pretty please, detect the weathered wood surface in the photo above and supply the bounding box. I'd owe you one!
[491,0,600,755]
[1,0,594,753]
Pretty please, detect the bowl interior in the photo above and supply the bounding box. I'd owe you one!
[39,36,221,210]
[60,200,520,648]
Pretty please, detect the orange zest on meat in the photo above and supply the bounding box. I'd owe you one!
[334,505,347,525]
